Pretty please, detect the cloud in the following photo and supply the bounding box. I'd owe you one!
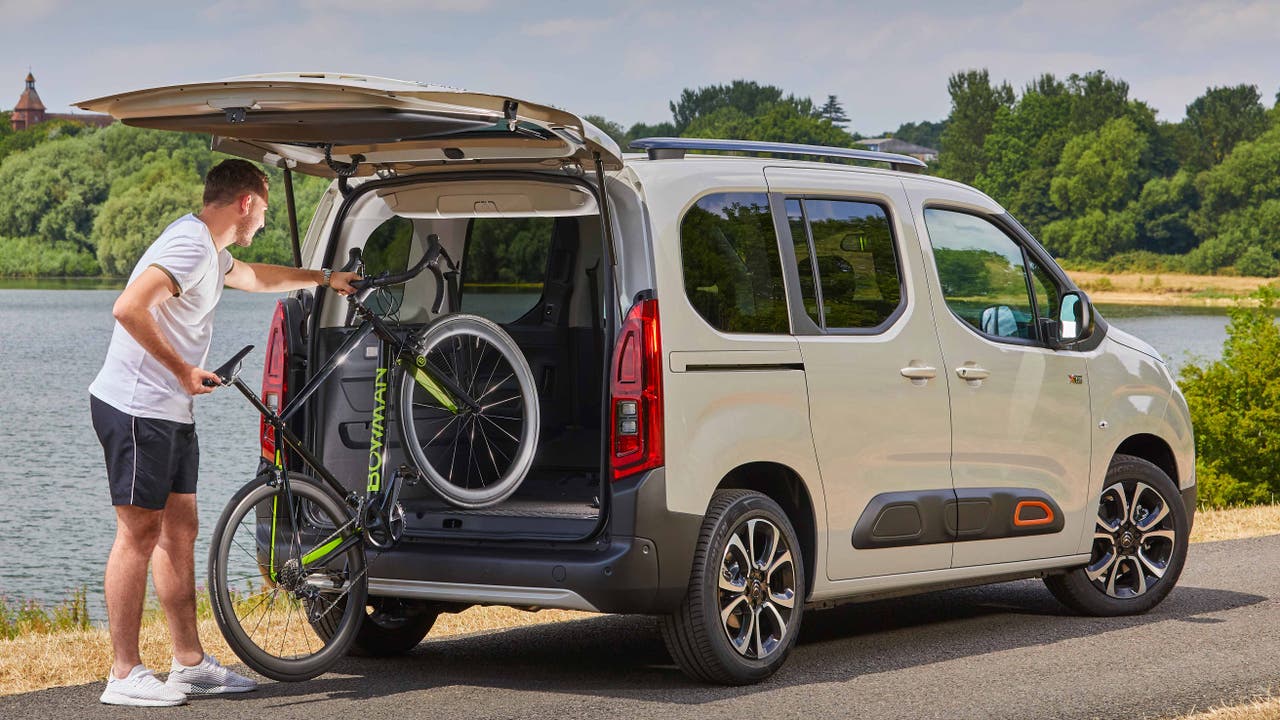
[0,0,62,22]
[522,17,614,37]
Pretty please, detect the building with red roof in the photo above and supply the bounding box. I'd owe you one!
[11,72,113,131]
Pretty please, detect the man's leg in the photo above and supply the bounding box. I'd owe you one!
[152,492,204,667]
[105,505,164,680]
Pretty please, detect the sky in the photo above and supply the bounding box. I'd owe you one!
[4,0,1279,137]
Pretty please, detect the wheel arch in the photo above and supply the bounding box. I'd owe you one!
[715,462,818,600]
[1115,434,1178,485]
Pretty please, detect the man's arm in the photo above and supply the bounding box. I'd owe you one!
[112,267,220,395]
[224,262,359,295]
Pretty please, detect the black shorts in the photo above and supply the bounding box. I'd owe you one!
[90,394,199,510]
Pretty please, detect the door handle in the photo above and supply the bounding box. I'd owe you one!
[900,365,937,386]
[955,366,991,384]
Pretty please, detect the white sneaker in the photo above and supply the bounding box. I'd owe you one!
[165,653,258,695]
[100,664,188,707]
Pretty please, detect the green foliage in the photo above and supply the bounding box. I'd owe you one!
[1181,288,1280,506]
[0,235,99,276]
[1183,84,1268,170]
[0,588,90,639]
[683,103,853,147]
[1134,171,1199,254]
[1098,250,1187,274]
[937,69,1015,183]
[932,247,993,296]
[669,80,815,134]
[0,118,92,166]
[93,164,203,276]
[888,119,946,150]
[583,114,627,147]
[818,95,850,128]
[465,217,553,284]
[1235,246,1280,278]
[0,134,110,249]
[622,121,677,146]
[1049,116,1149,215]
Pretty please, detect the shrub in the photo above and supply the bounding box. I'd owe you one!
[1180,287,1280,506]
[1235,246,1280,277]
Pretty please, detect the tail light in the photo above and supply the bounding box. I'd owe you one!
[260,300,289,460]
[610,297,663,481]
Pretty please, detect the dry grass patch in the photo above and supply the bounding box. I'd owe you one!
[1069,271,1272,306]
[1191,504,1280,543]
[0,601,593,697]
[1174,693,1280,719]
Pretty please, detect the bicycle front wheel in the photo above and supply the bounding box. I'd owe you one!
[398,314,540,509]
[207,473,367,682]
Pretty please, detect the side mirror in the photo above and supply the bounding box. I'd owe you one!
[1057,291,1092,344]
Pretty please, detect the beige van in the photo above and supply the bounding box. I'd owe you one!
[82,73,1195,685]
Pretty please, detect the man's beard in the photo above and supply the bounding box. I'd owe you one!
[234,216,259,247]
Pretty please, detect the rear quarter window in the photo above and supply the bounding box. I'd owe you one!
[679,192,789,334]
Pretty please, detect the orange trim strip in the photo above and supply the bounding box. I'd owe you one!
[1013,500,1054,527]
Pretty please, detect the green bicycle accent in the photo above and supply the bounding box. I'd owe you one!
[301,535,344,566]
[269,495,279,583]
[401,356,460,414]
[368,367,388,493]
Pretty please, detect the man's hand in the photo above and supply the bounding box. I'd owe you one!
[181,364,221,395]
[329,271,362,296]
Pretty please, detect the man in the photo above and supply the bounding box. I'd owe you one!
[89,159,359,707]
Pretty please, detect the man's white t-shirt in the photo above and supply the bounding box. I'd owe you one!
[90,214,234,424]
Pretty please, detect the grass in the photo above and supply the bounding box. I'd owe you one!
[1174,692,1280,719]
[1068,270,1276,307]
[2,503,1279,699]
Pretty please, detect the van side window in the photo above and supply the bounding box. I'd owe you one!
[680,192,789,334]
[923,208,1037,341]
[463,217,553,324]
[790,199,902,330]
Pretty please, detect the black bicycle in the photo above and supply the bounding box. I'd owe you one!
[205,234,539,681]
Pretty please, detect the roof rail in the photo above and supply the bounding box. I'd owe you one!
[628,137,928,171]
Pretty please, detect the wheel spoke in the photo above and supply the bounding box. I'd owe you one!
[1086,549,1118,582]
[477,413,521,443]
[768,587,795,610]
[720,593,749,626]
[725,532,750,568]
[765,549,792,584]
[1143,529,1177,544]
[719,570,746,592]
[751,606,764,657]
[1137,547,1167,579]
[754,520,778,569]
[727,600,753,655]
[761,601,788,650]
[1133,558,1148,595]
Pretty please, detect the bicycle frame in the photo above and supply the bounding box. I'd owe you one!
[225,297,481,574]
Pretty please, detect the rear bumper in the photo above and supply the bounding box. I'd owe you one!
[365,467,703,614]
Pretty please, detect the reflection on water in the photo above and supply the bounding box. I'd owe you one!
[0,291,1253,621]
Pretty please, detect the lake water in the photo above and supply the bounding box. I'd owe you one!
[0,290,1245,620]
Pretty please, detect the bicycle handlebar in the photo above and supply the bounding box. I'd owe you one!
[349,233,442,295]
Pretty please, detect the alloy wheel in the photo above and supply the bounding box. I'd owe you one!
[718,518,797,659]
[1087,482,1177,599]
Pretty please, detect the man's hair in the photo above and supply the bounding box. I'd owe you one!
[203,159,269,207]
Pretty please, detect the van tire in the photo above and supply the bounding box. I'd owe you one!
[350,598,441,656]
[1044,454,1189,616]
[660,490,804,685]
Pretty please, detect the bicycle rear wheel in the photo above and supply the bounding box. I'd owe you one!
[207,473,367,682]
[398,314,540,509]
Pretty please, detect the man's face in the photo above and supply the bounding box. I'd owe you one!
[234,190,269,248]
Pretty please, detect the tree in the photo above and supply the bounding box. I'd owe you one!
[624,121,677,146]
[583,114,626,148]
[1183,84,1268,170]
[818,95,850,128]
[937,69,1015,183]
[682,103,853,147]
[890,120,946,150]
[0,134,110,250]
[1049,116,1149,215]
[93,163,203,275]
[669,80,814,134]
[1134,171,1199,254]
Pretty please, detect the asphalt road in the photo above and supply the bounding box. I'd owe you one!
[5,535,1277,720]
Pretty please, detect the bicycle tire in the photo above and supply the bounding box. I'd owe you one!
[207,473,367,682]
[397,313,540,509]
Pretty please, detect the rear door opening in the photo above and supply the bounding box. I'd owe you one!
[302,175,614,541]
